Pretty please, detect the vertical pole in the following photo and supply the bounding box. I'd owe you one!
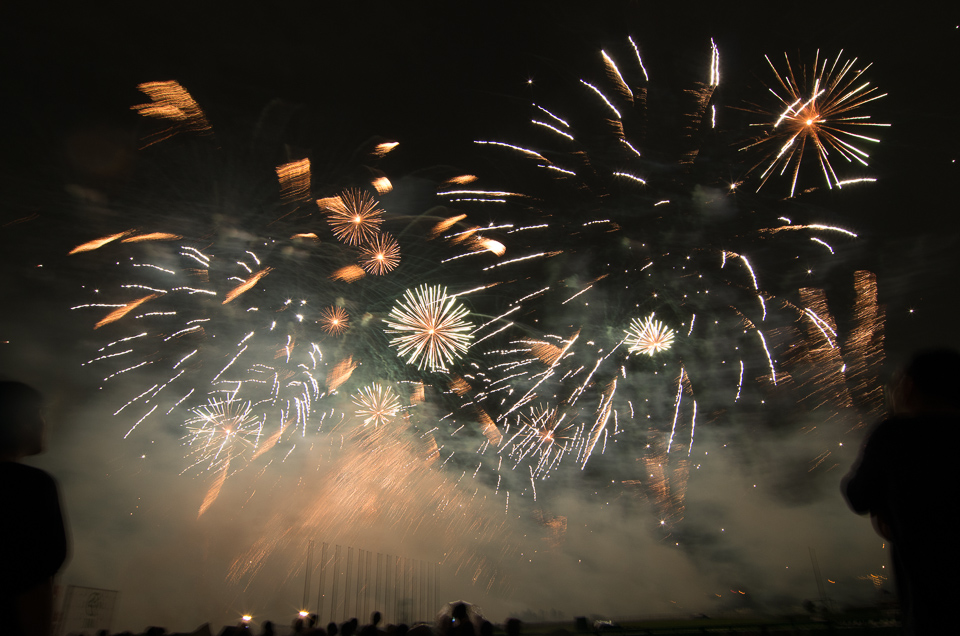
[376,553,382,619]
[331,545,341,625]
[345,547,354,621]
[303,540,314,612]
[316,542,328,618]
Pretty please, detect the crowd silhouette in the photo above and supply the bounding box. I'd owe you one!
[63,604,520,636]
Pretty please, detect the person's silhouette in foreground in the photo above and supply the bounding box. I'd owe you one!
[0,381,68,636]
[843,348,960,635]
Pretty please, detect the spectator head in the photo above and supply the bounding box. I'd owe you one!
[0,381,44,460]
[893,348,960,414]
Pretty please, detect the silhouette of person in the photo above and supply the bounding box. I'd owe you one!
[0,381,68,636]
[843,348,960,635]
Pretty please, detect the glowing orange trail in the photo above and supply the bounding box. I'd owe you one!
[69,231,131,254]
[122,232,182,243]
[222,267,273,304]
[95,293,160,329]
[198,462,229,518]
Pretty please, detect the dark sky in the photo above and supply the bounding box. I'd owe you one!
[2,3,958,632]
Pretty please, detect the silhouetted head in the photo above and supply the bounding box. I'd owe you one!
[0,381,44,460]
[373,611,382,626]
[893,348,960,414]
[505,618,521,636]
[328,622,339,636]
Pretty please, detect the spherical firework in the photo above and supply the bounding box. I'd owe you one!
[319,305,350,335]
[384,284,474,372]
[625,314,676,356]
[740,51,889,197]
[319,188,385,246]
[351,383,401,426]
[358,233,400,275]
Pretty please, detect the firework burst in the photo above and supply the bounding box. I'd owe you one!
[358,233,401,275]
[384,284,474,372]
[319,305,350,335]
[625,314,676,356]
[183,398,263,472]
[320,189,385,246]
[741,51,889,197]
[352,383,402,427]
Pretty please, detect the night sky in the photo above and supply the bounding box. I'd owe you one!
[2,3,958,632]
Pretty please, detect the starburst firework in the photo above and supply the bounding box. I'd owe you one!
[625,314,676,355]
[320,189,384,245]
[319,305,349,335]
[384,284,474,372]
[359,233,400,274]
[352,383,402,426]
[184,398,263,471]
[741,51,889,197]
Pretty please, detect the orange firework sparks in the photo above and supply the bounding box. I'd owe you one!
[131,80,211,146]
[371,176,393,194]
[443,174,478,185]
[358,234,400,275]
[372,141,399,157]
[330,264,365,283]
[94,293,160,329]
[470,236,506,256]
[326,356,358,392]
[447,375,471,395]
[223,267,273,304]
[121,232,182,243]
[276,158,311,201]
[290,232,319,240]
[319,305,349,335]
[741,51,889,197]
[319,189,384,246]
[429,214,467,239]
[198,463,229,518]
[69,231,132,254]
